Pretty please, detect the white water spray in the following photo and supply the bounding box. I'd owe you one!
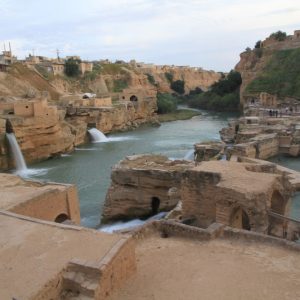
[6,133,28,173]
[184,149,194,160]
[88,128,108,143]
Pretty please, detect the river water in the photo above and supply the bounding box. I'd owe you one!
[23,110,235,228]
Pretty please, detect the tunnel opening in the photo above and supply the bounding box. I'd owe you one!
[130,95,138,102]
[230,207,251,230]
[54,213,69,223]
[151,197,160,215]
[268,190,288,238]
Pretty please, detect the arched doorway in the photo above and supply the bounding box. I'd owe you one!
[151,197,160,215]
[230,207,251,230]
[268,190,287,237]
[54,213,69,223]
[130,95,138,102]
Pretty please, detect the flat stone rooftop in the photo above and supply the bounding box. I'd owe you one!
[0,212,121,299]
[193,160,278,194]
[112,235,300,300]
[0,173,68,211]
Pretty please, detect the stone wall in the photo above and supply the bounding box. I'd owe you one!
[0,174,81,224]
[59,236,136,299]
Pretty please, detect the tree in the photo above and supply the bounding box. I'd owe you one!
[65,58,81,77]
[270,31,287,41]
[171,80,185,94]
[255,40,261,49]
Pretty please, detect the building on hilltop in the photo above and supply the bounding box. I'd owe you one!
[0,44,17,72]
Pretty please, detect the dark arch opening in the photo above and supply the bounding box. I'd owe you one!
[5,119,14,133]
[151,197,160,215]
[54,213,69,223]
[230,207,251,230]
[130,95,138,102]
[268,190,287,237]
[270,190,286,215]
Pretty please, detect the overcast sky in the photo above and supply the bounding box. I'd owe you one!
[1,0,300,71]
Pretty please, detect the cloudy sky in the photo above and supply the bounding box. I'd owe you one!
[0,0,300,71]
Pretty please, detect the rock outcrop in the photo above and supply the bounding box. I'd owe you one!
[102,155,193,223]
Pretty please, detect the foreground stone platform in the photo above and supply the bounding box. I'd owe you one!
[0,211,135,299]
[112,225,300,300]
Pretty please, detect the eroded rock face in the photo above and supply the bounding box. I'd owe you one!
[102,155,193,223]
[1,114,77,166]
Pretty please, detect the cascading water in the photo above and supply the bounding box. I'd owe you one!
[88,128,108,143]
[6,133,28,173]
[184,149,195,160]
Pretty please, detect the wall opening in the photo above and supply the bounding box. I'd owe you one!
[151,197,160,215]
[130,95,138,102]
[230,207,251,230]
[55,213,69,223]
[268,190,287,237]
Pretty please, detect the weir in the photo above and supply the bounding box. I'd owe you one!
[6,133,28,173]
[88,128,108,142]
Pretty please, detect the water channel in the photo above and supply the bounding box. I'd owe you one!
[21,110,233,228]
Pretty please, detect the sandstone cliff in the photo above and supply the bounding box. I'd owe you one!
[235,30,300,106]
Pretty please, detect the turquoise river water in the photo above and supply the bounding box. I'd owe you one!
[22,110,233,228]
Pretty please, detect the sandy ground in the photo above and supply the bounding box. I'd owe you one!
[0,213,121,299]
[111,236,300,300]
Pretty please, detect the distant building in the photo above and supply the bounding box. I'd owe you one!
[0,48,17,72]
[79,61,93,75]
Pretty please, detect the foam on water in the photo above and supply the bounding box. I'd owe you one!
[99,212,167,233]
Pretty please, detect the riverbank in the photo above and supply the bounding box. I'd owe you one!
[157,109,201,122]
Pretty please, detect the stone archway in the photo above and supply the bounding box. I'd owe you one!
[54,213,69,223]
[268,190,288,237]
[230,207,251,230]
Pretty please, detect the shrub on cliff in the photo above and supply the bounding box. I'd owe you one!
[165,72,174,83]
[270,31,287,41]
[65,58,81,77]
[171,80,185,94]
[157,93,178,114]
[146,73,156,85]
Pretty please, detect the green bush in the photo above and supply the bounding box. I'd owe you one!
[270,31,287,41]
[157,93,178,114]
[113,79,128,92]
[165,72,174,83]
[186,70,241,112]
[146,73,156,85]
[65,58,81,77]
[171,80,185,94]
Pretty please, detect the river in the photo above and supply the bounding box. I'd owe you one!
[23,110,236,228]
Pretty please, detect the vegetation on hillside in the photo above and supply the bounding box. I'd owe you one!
[186,70,241,112]
[157,93,178,114]
[65,58,81,77]
[270,31,287,41]
[246,48,300,99]
[171,80,185,94]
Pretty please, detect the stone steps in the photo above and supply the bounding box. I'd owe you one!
[60,261,101,299]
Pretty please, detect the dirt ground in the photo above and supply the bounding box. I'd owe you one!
[111,236,300,300]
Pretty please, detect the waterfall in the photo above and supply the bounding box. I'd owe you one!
[6,133,28,173]
[184,149,194,160]
[88,128,108,143]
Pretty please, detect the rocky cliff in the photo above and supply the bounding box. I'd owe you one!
[235,30,300,106]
